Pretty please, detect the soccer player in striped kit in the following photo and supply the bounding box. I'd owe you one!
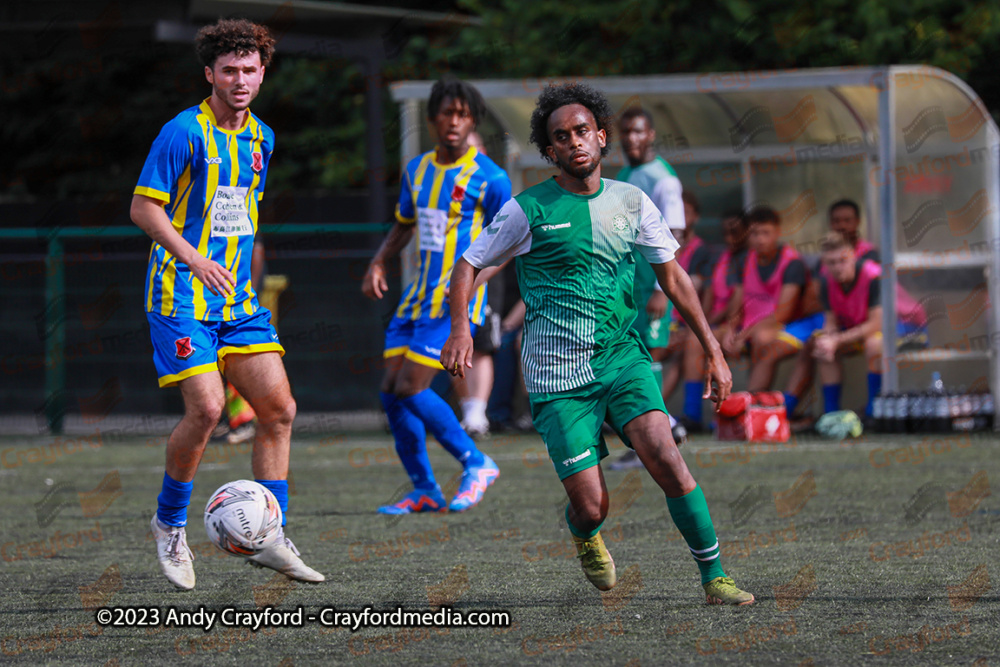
[362,78,511,515]
[443,83,753,605]
[132,18,322,589]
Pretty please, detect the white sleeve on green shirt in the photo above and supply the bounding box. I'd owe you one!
[635,192,680,266]
[464,198,532,268]
[650,173,685,232]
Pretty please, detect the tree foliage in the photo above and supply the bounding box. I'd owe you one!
[3,1,1000,201]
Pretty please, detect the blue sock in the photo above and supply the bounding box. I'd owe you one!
[683,381,703,424]
[380,391,436,490]
[866,374,882,417]
[783,392,799,416]
[822,384,842,414]
[400,388,485,468]
[256,479,289,527]
[157,472,193,527]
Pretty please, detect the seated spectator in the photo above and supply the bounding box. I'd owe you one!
[721,206,824,407]
[782,198,928,422]
[809,232,928,416]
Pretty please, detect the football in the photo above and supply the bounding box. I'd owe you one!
[204,480,282,556]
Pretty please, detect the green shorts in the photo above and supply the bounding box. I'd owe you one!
[529,340,668,481]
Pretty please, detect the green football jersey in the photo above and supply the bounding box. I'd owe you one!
[465,177,680,393]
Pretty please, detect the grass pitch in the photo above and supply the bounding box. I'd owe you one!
[1,426,998,665]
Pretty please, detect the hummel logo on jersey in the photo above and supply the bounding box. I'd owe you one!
[562,450,592,467]
[612,214,629,232]
[541,222,572,232]
[204,157,223,165]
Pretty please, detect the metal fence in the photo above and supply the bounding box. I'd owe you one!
[0,224,397,433]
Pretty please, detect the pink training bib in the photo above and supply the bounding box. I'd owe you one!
[742,245,800,330]
[710,249,734,319]
[827,259,881,329]
[672,236,705,325]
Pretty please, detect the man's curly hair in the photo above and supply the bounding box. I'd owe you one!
[195,18,276,69]
[529,83,614,164]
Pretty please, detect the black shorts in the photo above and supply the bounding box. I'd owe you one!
[473,306,502,354]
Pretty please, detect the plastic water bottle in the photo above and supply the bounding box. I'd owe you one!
[930,371,945,394]
[882,393,896,433]
[911,392,927,433]
[948,389,962,432]
[930,372,947,432]
[872,394,885,433]
[896,393,910,433]
[983,392,995,431]
[934,388,950,433]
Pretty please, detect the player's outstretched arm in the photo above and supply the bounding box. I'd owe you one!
[653,259,732,408]
[130,194,235,297]
[362,222,414,300]
[441,258,479,378]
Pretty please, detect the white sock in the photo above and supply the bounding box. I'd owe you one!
[461,398,488,426]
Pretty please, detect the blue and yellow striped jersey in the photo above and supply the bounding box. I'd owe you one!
[395,146,511,324]
[134,99,273,322]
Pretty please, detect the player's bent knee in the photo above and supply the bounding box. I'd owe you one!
[186,399,225,433]
[259,394,296,427]
[864,335,882,359]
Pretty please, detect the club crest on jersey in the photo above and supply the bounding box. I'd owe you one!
[612,214,629,233]
[251,151,263,173]
[451,185,466,202]
[174,337,194,359]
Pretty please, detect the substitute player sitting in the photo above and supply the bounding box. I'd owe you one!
[722,206,823,401]
[362,78,511,514]
[443,83,753,605]
[131,19,322,589]
[811,232,928,416]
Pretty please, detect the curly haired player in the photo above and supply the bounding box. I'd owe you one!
[443,83,753,605]
[131,18,322,589]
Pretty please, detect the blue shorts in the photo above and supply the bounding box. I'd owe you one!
[897,320,930,349]
[777,312,826,349]
[384,315,477,369]
[147,309,284,387]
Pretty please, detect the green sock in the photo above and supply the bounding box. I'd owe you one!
[565,504,603,540]
[666,485,726,584]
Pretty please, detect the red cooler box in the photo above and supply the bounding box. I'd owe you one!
[715,391,790,443]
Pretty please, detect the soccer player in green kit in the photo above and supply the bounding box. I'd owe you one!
[442,84,753,605]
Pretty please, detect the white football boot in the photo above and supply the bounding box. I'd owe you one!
[150,515,196,590]
[247,528,325,582]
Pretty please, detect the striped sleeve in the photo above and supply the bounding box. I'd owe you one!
[134,119,193,203]
[635,192,680,264]
[396,166,416,223]
[464,198,532,268]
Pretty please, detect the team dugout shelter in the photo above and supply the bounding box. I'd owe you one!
[391,67,1000,426]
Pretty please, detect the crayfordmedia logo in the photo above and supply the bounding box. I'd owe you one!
[946,564,990,612]
[696,616,797,654]
[948,471,991,518]
[868,617,971,654]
